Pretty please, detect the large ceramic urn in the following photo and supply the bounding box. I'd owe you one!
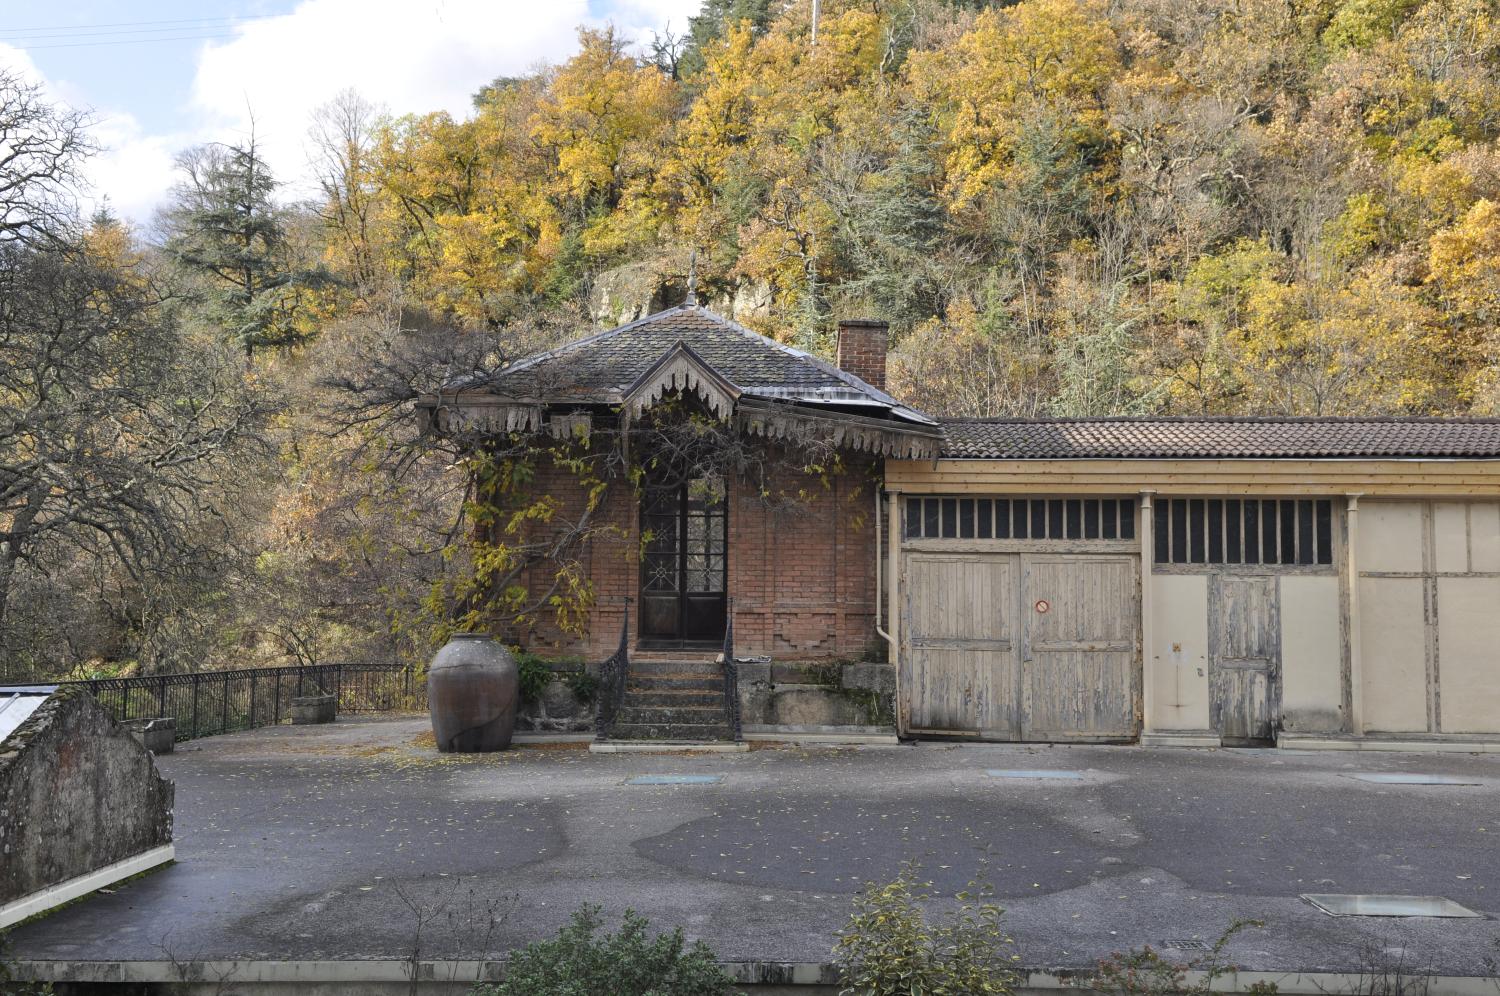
[427,633,519,752]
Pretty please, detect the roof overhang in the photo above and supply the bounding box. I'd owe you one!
[737,397,944,459]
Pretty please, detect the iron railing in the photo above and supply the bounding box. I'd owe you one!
[593,609,631,742]
[721,600,742,742]
[9,663,426,742]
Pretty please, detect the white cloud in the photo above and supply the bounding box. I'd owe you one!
[1,0,700,225]
[190,0,700,202]
[0,44,186,226]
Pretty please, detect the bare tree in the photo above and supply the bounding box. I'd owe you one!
[309,90,384,295]
[0,70,94,248]
[0,239,270,679]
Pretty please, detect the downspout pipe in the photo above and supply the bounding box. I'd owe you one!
[875,486,905,737]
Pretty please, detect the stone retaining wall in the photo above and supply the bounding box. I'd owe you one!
[0,685,174,907]
[737,660,896,729]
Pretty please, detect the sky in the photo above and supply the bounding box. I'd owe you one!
[0,0,701,227]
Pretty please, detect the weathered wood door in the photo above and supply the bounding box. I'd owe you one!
[1209,575,1281,743]
[904,552,1139,740]
[903,553,1018,735]
[1020,555,1139,740]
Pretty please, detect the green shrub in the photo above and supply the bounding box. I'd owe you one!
[472,905,733,996]
[834,866,1018,996]
[1088,921,1277,995]
[512,650,594,706]
[511,649,553,704]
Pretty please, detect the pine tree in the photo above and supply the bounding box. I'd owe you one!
[165,135,322,355]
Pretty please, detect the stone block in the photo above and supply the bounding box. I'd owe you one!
[541,678,580,719]
[771,662,817,685]
[124,717,176,754]
[0,687,174,911]
[841,662,896,694]
[290,694,336,725]
[734,661,772,686]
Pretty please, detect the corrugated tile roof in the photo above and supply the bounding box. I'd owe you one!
[940,418,1500,459]
[461,305,933,424]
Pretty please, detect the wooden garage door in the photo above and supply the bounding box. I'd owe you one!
[1021,556,1139,740]
[904,553,1139,740]
[903,554,1018,735]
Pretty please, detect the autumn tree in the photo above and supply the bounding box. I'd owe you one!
[164,134,325,354]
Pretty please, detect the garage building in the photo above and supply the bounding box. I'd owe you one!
[883,418,1500,750]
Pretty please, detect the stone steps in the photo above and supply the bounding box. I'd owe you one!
[626,675,722,692]
[616,704,726,727]
[622,689,723,708]
[631,660,722,675]
[605,657,735,743]
[609,722,733,742]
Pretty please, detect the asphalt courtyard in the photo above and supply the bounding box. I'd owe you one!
[10,717,1500,976]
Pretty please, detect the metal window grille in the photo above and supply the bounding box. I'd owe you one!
[904,497,1137,541]
[1153,498,1333,566]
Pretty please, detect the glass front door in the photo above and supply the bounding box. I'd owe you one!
[640,475,727,645]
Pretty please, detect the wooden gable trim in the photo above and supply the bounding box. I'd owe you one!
[419,395,543,436]
[622,341,742,422]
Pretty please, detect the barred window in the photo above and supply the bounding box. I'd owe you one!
[1153,498,1333,566]
[904,497,1136,541]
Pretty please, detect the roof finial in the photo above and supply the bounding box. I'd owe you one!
[685,249,698,307]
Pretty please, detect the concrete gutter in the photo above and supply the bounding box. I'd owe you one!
[13,960,1500,995]
[0,844,174,930]
[589,741,750,753]
[1280,733,1500,753]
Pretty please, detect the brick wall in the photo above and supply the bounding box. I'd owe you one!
[727,455,882,659]
[490,449,638,658]
[497,449,883,662]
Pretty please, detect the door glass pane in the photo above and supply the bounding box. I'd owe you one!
[644,552,677,592]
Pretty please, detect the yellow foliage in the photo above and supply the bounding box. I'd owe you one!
[908,0,1120,205]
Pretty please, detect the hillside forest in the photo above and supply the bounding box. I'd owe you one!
[3,0,1500,680]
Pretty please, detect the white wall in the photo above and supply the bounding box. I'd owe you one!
[1279,575,1343,733]
[1356,499,1500,735]
[1148,574,1210,731]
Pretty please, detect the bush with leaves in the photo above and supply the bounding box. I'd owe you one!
[835,866,1018,996]
[472,904,733,996]
[1086,921,1277,995]
[511,649,555,704]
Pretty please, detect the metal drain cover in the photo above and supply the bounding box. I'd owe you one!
[627,774,722,785]
[986,769,1085,780]
[1302,894,1483,918]
[1161,939,1212,951]
[1347,773,1481,785]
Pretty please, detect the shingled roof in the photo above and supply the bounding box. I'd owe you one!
[940,418,1500,460]
[459,304,933,425]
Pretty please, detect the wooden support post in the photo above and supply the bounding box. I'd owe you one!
[1346,494,1364,735]
[1139,490,1156,735]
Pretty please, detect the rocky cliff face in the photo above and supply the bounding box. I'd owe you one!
[588,261,773,328]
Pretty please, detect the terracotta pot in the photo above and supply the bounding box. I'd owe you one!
[427,634,519,752]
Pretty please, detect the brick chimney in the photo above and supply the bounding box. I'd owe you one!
[836,318,889,391]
